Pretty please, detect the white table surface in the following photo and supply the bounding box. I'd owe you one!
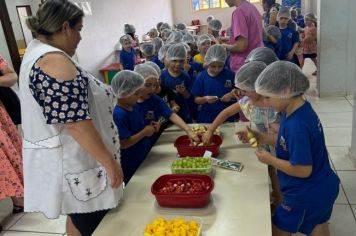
[93,123,272,236]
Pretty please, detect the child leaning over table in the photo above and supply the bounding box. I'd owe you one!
[250,61,339,236]
[111,70,156,184]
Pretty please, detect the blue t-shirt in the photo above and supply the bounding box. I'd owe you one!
[160,69,193,122]
[137,94,173,125]
[113,104,150,182]
[113,104,149,164]
[278,27,299,62]
[191,69,235,123]
[188,60,204,83]
[120,48,135,70]
[152,55,165,70]
[276,101,339,205]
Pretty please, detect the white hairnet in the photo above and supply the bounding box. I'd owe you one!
[166,31,183,44]
[208,19,222,32]
[165,43,187,61]
[182,33,195,45]
[158,44,171,61]
[111,70,144,98]
[119,34,133,44]
[134,63,159,80]
[156,22,164,32]
[265,25,282,40]
[149,28,159,38]
[204,44,227,65]
[151,37,163,54]
[235,61,267,91]
[176,23,187,31]
[161,29,172,40]
[278,7,291,19]
[124,24,136,34]
[207,15,214,23]
[160,23,171,32]
[255,61,310,98]
[145,61,161,76]
[140,42,155,57]
[197,34,211,47]
[245,47,279,66]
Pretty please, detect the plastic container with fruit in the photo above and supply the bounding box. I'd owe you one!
[171,157,213,176]
[174,135,222,157]
[151,174,214,208]
[144,215,202,236]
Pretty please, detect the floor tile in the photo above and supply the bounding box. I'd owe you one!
[334,185,349,204]
[0,198,12,223]
[0,232,62,236]
[323,127,351,147]
[328,147,356,171]
[9,213,66,234]
[329,205,356,236]
[318,112,353,128]
[308,99,353,113]
[1,213,25,230]
[351,205,356,218]
[337,171,356,204]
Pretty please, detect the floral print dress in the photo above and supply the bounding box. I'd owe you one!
[0,55,23,199]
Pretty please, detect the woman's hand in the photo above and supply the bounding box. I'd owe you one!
[255,149,275,165]
[236,126,259,143]
[104,159,123,188]
[202,130,213,145]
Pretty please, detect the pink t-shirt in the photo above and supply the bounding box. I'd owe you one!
[229,1,263,72]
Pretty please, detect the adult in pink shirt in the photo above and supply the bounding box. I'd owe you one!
[223,0,263,73]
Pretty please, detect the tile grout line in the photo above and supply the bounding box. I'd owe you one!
[5,213,26,231]
[4,229,63,234]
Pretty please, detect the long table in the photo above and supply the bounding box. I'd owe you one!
[93,123,272,236]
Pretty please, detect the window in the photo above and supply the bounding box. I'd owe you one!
[192,0,261,12]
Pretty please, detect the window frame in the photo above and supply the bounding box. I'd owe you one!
[191,0,262,12]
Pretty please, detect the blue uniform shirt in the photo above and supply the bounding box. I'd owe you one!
[278,27,299,62]
[191,69,235,123]
[160,69,193,122]
[152,55,165,70]
[113,104,150,183]
[276,101,339,205]
[120,48,135,70]
[137,94,173,125]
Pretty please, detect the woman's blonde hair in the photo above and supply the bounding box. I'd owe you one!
[26,0,84,36]
[305,13,317,26]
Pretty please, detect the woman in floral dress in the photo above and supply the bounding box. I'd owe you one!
[0,55,24,218]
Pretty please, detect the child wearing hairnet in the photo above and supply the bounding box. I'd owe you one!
[193,34,212,63]
[140,42,155,62]
[134,64,199,146]
[202,49,282,205]
[263,25,282,55]
[151,37,165,69]
[124,23,139,48]
[208,19,223,44]
[119,35,135,70]
[191,45,235,123]
[276,8,300,65]
[160,43,194,123]
[111,70,156,184]
[252,61,339,236]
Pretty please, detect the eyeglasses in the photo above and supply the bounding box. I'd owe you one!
[279,17,289,20]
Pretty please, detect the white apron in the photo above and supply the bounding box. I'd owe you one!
[19,39,123,219]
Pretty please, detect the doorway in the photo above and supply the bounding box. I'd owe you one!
[16,5,33,57]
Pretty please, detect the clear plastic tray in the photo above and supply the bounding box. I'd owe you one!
[144,215,203,236]
[171,158,213,175]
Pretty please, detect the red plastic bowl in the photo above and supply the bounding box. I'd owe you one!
[174,135,222,157]
[151,174,214,208]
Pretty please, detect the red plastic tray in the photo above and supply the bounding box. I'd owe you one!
[174,135,222,157]
[151,174,214,208]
